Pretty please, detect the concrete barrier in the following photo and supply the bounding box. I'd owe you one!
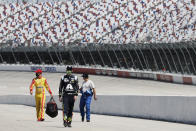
[1,95,196,125]
[1,64,196,85]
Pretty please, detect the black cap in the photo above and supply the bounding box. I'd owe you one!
[82,73,88,78]
[66,66,72,71]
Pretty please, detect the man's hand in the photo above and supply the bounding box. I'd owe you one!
[92,88,97,100]
[59,97,62,102]
[74,96,77,101]
[30,90,33,95]
[51,95,54,100]
[94,96,97,101]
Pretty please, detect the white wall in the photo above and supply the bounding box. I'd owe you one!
[0,64,196,85]
[1,95,196,125]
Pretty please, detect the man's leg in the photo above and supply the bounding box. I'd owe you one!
[35,96,40,120]
[86,95,92,121]
[79,95,86,121]
[40,94,45,121]
[63,95,68,127]
[67,95,75,127]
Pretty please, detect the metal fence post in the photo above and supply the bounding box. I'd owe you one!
[48,48,54,64]
[0,48,4,63]
[148,45,159,71]
[137,44,149,70]
[78,45,87,65]
[86,44,96,66]
[11,47,17,63]
[124,44,135,69]
[109,44,122,68]
[57,47,63,64]
[119,44,129,69]
[173,45,184,74]
[164,44,178,73]
[183,43,196,74]
[52,46,61,64]
[153,44,166,71]
[95,44,105,67]
[158,44,172,72]
[189,42,196,74]
[69,48,77,65]
[23,48,30,64]
[33,46,42,64]
[178,44,190,74]
[104,44,114,67]
[131,44,144,70]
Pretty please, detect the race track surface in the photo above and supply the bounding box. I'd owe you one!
[1,71,196,131]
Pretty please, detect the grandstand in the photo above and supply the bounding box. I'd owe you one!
[0,0,196,74]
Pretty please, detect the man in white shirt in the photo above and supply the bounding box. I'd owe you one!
[79,73,97,122]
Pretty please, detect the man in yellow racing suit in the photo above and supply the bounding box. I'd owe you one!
[29,69,53,121]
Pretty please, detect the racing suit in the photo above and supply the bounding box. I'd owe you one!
[59,75,79,123]
[30,77,52,120]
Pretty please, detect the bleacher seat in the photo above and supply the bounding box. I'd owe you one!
[0,0,195,45]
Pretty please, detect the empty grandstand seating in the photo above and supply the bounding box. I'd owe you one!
[0,0,195,45]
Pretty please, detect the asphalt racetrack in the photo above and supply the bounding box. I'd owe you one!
[0,71,196,131]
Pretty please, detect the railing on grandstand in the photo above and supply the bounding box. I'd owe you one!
[0,41,196,75]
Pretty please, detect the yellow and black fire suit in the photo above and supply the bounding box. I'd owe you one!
[30,77,52,121]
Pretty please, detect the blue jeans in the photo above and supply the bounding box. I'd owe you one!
[79,94,92,120]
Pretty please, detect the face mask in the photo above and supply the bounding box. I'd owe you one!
[66,71,72,75]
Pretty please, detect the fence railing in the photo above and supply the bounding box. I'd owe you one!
[0,41,196,75]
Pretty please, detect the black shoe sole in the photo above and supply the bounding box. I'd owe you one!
[67,121,72,127]
[63,121,67,127]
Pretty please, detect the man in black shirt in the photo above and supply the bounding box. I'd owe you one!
[59,66,79,127]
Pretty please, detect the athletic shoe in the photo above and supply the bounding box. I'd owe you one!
[67,121,72,127]
[87,120,90,122]
[40,119,45,121]
[82,117,84,122]
[63,120,67,127]
[37,119,45,121]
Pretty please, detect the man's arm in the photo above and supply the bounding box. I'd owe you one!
[75,76,79,96]
[45,79,53,97]
[29,79,35,95]
[93,88,97,100]
[59,77,64,102]
[73,76,79,101]
[91,81,97,100]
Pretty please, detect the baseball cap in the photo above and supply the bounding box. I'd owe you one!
[82,73,88,78]
[35,69,42,74]
[66,66,72,71]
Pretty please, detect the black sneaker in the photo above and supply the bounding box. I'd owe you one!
[82,117,84,122]
[63,120,67,127]
[40,119,45,121]
[67,121,72,127]
[87,120,90,122]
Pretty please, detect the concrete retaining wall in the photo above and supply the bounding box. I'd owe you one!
[0,64,196,85]
[1,95,196,125]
